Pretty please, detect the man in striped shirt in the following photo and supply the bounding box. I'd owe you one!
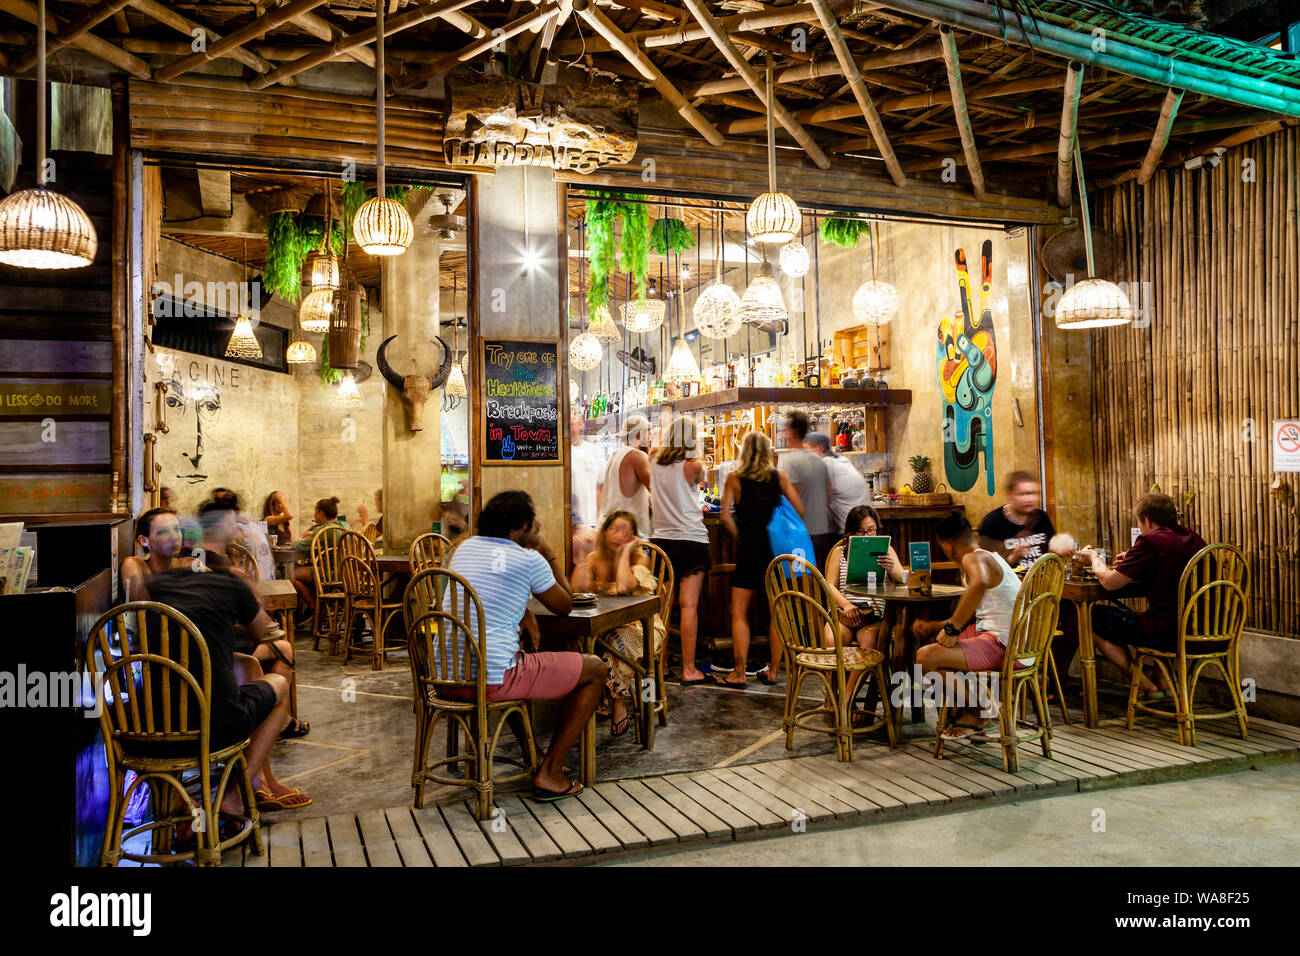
[448,490,603,801]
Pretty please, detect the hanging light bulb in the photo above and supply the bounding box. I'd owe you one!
[622,297,666,333]
[588,303,622,343]
[778,241,810,278]
[694,282,742,338]
[332,370,365,408]
[299,287,334,333]
[664,272,700,385]
[746,56,800,244]
[445,362,467,397]
[852,280,901,325]
[0,1,97,270]
[740,261,788,331]
[570,331,602,371]
[286,338,317,365]
[446,298,468,396]
[225,239,262,358]
[352,0,412,257]
[1056,142,1134,330]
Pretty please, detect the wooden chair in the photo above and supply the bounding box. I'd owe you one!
[1126,544,1251,746]
[410,532,453,573]
[361,521,380,543]
[226,542,258,579]
[765,554,896,761]
[85,601,263,867]
[1013,554,1069,730]
[309,524,347,653]
[823,538,892,662]
[338,530,404,670]
[402,568,539,820]
[934,580,1062,774]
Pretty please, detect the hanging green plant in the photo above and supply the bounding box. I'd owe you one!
[340,180,368,244]
[649,217,695,257]
[585,197,620,318]
[818,216,870,249]
[618,195,649,302]
[264,211,306,302]
[297,215,344,256]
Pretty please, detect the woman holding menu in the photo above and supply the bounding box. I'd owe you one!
[825,505,906,652]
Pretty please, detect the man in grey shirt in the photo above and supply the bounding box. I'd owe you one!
[780,411,835,569]
[805,431,870,535]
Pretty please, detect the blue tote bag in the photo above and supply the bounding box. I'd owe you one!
[767,496,815,573]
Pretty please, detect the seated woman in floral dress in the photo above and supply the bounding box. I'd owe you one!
[570,510,667,738]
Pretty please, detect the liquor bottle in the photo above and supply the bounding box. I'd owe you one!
[726,361,736,389]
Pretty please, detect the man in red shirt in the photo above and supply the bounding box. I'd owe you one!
[1088,493,1207,696]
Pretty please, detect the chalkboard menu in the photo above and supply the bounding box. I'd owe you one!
[482,339,562,464]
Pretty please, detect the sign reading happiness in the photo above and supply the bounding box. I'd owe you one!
[443,75,637,173]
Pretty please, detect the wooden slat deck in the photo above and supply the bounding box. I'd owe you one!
[223,714,1300,867]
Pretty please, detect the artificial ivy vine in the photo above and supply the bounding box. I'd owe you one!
[818,216,870,249]
[264,211,307,302]
[584,192,650,317]
[649,217,694,257]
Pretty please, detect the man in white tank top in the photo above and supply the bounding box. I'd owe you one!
[597,415,652,535]
[914,511,1023,738]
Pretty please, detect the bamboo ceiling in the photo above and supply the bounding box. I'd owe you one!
[4,0,1298,203]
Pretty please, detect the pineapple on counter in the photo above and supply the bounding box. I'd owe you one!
[908,455,933,494]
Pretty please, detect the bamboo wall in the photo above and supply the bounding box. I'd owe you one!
[1093,127,1300,637]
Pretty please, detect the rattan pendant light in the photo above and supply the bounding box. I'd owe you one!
[779,239,810,278]
[740,259,788,331]
[622,266,665,334]
[225,239,263,359]
[582,227,621,342]
[1055,142,1133,329]
[664,279,701,385]
[852,222,900,326]
[353,0,413,256]
[0,0,97,269]
[745,57,799,245]
[303,179,340,294]
[694,211,742,339]
[445,278,468,397]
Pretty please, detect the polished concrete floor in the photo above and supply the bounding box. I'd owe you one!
[597,762,1300,867]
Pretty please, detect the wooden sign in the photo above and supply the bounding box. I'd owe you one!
[482,340,561,465]
[443,75,637,173]
[0,475,111,514]
[0,382,113,416]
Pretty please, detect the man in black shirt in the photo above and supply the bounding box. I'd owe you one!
[977,470,1059,569]
[140,500,311,813]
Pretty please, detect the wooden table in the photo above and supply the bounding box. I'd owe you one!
[529,593,660,787]
[270,547,300,580]
[374,552,411,575]
[1063,578,1107,728]
[258,578,299,718]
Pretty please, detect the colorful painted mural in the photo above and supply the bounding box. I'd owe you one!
[936,239,997,494]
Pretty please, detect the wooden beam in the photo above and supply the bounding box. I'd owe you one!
[574,0,724,147]
[809,0,904,185]
[0,0,151,78]
[251,0,481,91]
[1056,61,1084,207]
[284,7,374,67]
[608,0,681,19]
[152,0,330,83]
[194,168,231,218]
[527,0,573,82]
[938,24,985,199]
[128,0,285,81]
[1137,88,1185,185]
[679,0,830,169]
[391,3,564,93]
[13,0,132,74]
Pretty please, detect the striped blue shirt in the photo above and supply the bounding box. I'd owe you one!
[447,535,556,684]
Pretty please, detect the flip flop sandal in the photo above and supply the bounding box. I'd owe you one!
[681,675,717,686]
[610,712,631,737]
[280,718,311,739]
[752,667,778,685]
[715,679,748,690]
[532,779,583,803]
[255,789,313,811]
[941,721,985,740]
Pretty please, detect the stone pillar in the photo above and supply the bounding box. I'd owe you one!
[472,166,568,557]
[381,195,442,550]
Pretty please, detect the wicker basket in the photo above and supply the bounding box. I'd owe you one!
[899,483,951,507]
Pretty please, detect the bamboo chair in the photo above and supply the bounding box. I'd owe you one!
[765,554,896,761]
[338,530,404,670]
[402,568,539,820]
[934,588,1061,773]
[226,542,259,580]
[1012,554,1069,730]
[309,524,347,653]
[85,602,263,867]
[592,540,674,743]
[410,532,453,573]
[1126,544,1251,746]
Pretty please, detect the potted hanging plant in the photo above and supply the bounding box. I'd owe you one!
[819,216,870,249]
[649,216,694,257]
[584,192,650,315]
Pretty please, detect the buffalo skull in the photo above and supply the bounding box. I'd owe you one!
[376,335,454,432]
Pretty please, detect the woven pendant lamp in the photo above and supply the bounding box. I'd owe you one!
[664,277,700,385]
[852,223,900,326]
[445,277,467,397]
[285,337,316,365]
[1056,142,1133,329]
[0,0,97,270]
[695,211,741,339]
[225,239,262,359]
[302,179,340,294]
[332,370,365,408]
[353,0,413,256]
[745,57,799,245]
[740,260,787,331]
[779,240,809,278]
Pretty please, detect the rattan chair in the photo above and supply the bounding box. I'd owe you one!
[1012,554,1069,730]
[934,560,1063,773]
[339,530,404,670]
[402,568,539,820]
[226,542,259,579]
[1126,544,1250,746]
[765,554,896,761]
[85,601,263,867]
[361,521,380,543]
[309,524,347,653]
[823,538,892,661]
[410,532,453,573]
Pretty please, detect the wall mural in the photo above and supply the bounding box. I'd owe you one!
[936,239,997,494]
[156,354,237,484]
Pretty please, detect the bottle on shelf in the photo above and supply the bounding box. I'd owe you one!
[726,361,736,389]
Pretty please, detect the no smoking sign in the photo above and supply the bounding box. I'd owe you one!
[1273,420,1300,472]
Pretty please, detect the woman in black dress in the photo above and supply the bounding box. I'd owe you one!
[717,431,804,688]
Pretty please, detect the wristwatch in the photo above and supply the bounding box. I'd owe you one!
[942,621,961,637]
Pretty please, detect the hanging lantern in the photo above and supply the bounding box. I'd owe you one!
[852,280,900,326]
[621,297,666,333]
[1054,278,1133,329]
[694,281,742,339]
[746,192,800,245]
[588,303,622,342]
[225,315,262,359]
[445,363,468,397]
[299,287,333,333]
[304,251,340,292]
[0,0,96,270]
[664,338,700,384]
[286,338,317,364]
[352,0,411,257]
[570,331,602,371]
[331,370,365,408]
[327,283,364,371]
[740,262,788,331]
[778,241,810,278]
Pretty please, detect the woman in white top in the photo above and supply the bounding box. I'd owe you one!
[825,505,905,651]
[597,415,652,535]
[914,511,1022,739]
[649,415,712,685]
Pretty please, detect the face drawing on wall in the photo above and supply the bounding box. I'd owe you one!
[164,374,223,483]
[937,239,997,495]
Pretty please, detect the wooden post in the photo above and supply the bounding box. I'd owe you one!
[938,25,986,200]
[1137,88,1185,185]
[1056,61,1084,207]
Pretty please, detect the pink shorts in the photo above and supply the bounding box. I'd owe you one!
[488,651,583,702]
[956,625,1006,671]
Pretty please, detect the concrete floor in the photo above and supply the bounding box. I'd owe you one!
[597,762,1300,867]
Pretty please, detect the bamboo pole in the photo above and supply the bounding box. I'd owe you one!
[0,0,151,78]
[153,0,330,83]
[13,0,132,73]
[938,26,986,200]
[683,40,956,97]
[1137,89,1185,186]
[1056,62,1084,208]
[128,0,283,80]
